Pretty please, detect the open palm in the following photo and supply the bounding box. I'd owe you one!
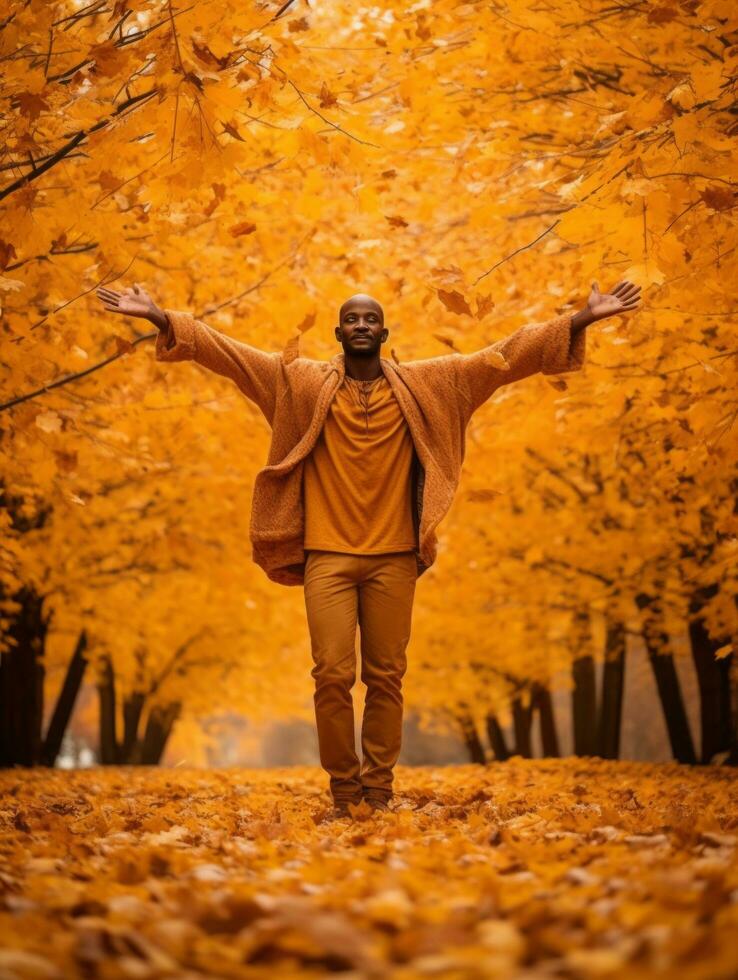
[587,280,641,321]
[96,282,157,320]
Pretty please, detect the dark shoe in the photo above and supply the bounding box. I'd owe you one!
[324,804,352,822]
[364,796,392,813]
[324,797,363,822]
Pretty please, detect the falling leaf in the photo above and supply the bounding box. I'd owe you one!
[475,293,495,319]
[296,312,316,333]
[436,289,472,316]
[229,221,257,237]
[433,333,459,351]
[113,335,135,355]
[467,488,504,501]
[318,82,338,108]
[204,183,226,217]
[431,265,465,283]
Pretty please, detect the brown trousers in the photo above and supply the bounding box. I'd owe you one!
[303,549,418,804]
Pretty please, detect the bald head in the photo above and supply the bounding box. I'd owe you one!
[339,293,384,324]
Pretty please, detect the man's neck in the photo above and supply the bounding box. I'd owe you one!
[343,352,383,381]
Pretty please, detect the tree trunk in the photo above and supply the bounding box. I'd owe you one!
[0,586,48,767]
[121,692,145,763]
[97,655,119,765]
[597,619,626,759]
[571,656,597,756]
[512,695,533,757]
[457,711,486,764]
[637,593,697,764]
[689,586,732,763]
[41,629,88,767]
[728,635,738,766]
[571,609,597,756]
[534,683,560,757]
[138,703,181,765]
[485,712,510,761]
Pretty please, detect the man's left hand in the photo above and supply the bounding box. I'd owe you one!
[586,279,642,322]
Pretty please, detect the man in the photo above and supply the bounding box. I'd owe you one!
[95,279,641,818]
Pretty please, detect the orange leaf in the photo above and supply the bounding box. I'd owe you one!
[319,82,338,108]
[475,293,495,319]
[433,333,459,351]
[16,92,49,121]
[297,312,316,333]
[436,288,472,316]
[467,488,504,501]
[288,16,310,32]
[113,335,135,355]
[229,222,257,237]
[700,186,736,212]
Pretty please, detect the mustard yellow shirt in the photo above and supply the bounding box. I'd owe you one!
[303,373,417,554]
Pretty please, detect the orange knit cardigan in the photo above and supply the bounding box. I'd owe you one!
[156,309,586,586]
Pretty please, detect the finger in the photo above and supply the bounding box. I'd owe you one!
[97,288,119,301]
[132,283,140,294]
[591,280,599,291]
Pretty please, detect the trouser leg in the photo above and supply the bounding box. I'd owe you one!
[357,551,417,801]
[303,550,362,803]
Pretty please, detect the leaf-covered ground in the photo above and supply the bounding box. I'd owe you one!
[1,759,737,979]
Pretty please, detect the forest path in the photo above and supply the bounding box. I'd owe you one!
[1,759,737,978]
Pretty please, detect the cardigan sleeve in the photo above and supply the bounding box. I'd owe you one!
[154,309,281,423]
[455,312,585,417]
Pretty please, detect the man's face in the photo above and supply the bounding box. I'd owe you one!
[335,294,387,356]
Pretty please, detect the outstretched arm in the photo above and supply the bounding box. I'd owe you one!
[96,283,280,423]
[456,280,641,417]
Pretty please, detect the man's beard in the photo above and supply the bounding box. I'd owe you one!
[344,340,379,356]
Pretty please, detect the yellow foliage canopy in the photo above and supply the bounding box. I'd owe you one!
[0,0,736,735]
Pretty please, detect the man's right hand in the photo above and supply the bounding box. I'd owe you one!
[95,282,168,332]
